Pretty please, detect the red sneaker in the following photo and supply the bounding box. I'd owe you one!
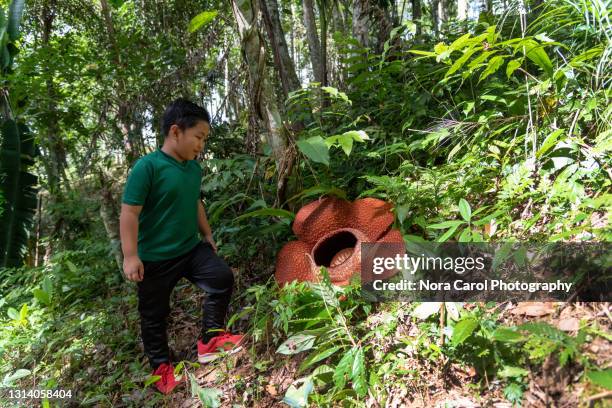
[151,362,183,394]
[197,332,244,363]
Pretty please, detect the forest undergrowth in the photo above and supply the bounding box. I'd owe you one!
[1,0,611,406]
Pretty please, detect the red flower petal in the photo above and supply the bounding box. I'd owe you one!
[274,241,314,285]
[292,197,352,246]
[349,198,395,241]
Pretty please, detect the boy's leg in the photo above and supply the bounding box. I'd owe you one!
[137,256,188,369]
[185,241,234,342]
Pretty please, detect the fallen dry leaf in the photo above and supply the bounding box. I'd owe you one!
[265,384,277,396]
[557,317,579,332]
[511,302,555,317]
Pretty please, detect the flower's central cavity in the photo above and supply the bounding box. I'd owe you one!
[313,230,358,267]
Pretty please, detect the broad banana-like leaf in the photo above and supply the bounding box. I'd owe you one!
[0,119,38,267]
[7,0,25,41]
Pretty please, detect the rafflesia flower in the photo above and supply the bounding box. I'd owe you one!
[275,197,405,286]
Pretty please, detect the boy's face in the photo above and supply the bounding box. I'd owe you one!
[171,120,210,161]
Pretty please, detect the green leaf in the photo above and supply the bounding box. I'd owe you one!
[351,348,367,396]
[7,307,18,320]
[479,55,504,82]
[445,47,479,78]
[0,120,38,268]
[283,377,314,408]
[506,59,522,78]
[321,86,351,104]
[338,135,353,156]
[19,303,27,320]
[144,375,161,387]
[437,224,460,242]
[342,130,370,142]
[449,33,473,51]
[492,243,513,270]
[427,220,464,229]
[33,288,50,306]
[520,39,553,77]
[188,10,218,33]
[296,136,330,166]
[498,366,529,378]
[458,199,471,222]
[492,328,525,343]
[300,346,343,372]
[452,318,479,346]
[3,368,31,384]
[65,260,78,274]
[197,387,222,408]
[277,334,316,355]
[234,207,295,222]
[42,276,52,294]
[587,369,612,390]
[333,349,354,390]
[408,50,437,57]
[7,0,25,41]
[536,129,565,158]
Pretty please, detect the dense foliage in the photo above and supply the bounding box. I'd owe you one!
[0,0,610,406]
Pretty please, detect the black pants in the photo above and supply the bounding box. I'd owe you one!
[137,241,234,369]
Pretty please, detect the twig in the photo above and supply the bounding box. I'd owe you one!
[587,390,612,405]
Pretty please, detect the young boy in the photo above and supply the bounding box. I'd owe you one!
[120,98,242,394]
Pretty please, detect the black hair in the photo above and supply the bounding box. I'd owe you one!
[161,98,211,137]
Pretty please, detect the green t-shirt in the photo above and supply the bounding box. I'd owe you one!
[122,149,202,261]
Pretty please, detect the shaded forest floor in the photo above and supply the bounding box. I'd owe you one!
[124,276,611,407]
[1,257,611,407]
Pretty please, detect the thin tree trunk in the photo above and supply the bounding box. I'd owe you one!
[100,0,141,165]
[302,0,323,83]
[457,0,468,20]
[352,0,369,49]
[412,0,422,36]
[374,1,393,54]
[98,169,123,272]
[431,0,440,37]
[316,0,328,87]
[438,0,448,28]
[41,0,68,194]
[231,0,295,204]
[260,0,301,97]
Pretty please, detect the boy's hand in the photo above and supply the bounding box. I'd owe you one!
[205,235,218,253]
[123,255,144,282]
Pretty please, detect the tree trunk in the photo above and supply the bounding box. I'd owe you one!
[302,0,323,83]
[260,0,301,97]
[316,0,328,87]
[438,0,448,28]
[412,0,422,36]
[41,0,68,194]
[352,0,369,49]
[431,0,440,37]
[100,0,141,165]
[373,1,393,54]
[457,0,468,20]
[231,0,295,204]
[98,169,123,272]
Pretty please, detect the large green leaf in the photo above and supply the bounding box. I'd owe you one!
[519,39,553,77]
[0,120,38,267]
[277,333,316,355]
[188,10,218,33]
[587,369,612,390]
[7,0,25,41]
[452,318,479,346]
[234,207,295,222]
[296,136,330,166]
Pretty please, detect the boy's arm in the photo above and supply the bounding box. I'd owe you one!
[120,203,144,281]
[197,200,217,252]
